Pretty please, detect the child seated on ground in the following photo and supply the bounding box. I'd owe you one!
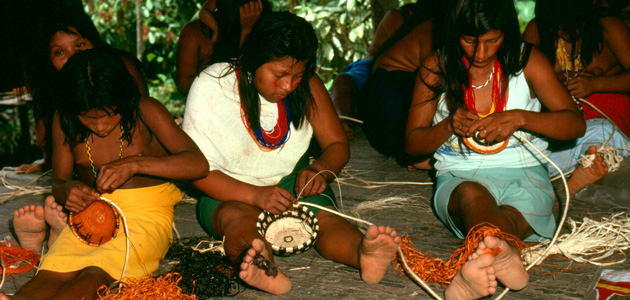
[406,0,585,299]
[182,12,401,295]
[4,48,208,300]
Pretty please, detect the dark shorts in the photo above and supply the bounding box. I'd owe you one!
[358,68,416,162]
[197,155,337,239]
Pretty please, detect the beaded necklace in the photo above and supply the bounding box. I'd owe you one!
[236,69,291,151]
[462,57,507,117]
[86,125,124,178]
[556,38,584,83]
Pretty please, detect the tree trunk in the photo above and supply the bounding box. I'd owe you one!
[135,0,142,60]
[369,0,398,30]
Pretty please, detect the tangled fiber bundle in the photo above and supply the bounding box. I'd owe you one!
[0,239,39,276]
[394,223,528,285]
[165,238,242,298]
[91,273,195,299]
[523,212,630,266]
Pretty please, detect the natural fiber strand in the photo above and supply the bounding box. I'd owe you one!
[350,196,430,222]
[523,212,630,266]
[0,169,51,204]
[393,223,528,285]
[574,98,626,172]
[289,135,571,300]
[335,169,433,189]
[0,239,39,277]
[91,273,196,300]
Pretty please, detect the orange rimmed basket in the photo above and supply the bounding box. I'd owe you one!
[68,199,120,247]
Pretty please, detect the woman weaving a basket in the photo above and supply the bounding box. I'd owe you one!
[182,12,401,295]
[405,0,585,299]
[2,48,209,300]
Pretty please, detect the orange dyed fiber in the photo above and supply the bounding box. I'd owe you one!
[393,223,528,285]
[92,273,197,300]
[0,240,39,275]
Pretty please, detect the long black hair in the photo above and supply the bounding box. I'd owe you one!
[431,0,529,116]
[227,11,319,130]
[26,8,144,162]
[56,48,139,148]
[534,0,603,67]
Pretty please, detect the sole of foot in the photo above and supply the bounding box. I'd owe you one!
[477,236,528,290]
[44,196,68,248]
[445,253,497,300]
[359,225,401,284]
[239,238,291,295]
[13,204,46,253]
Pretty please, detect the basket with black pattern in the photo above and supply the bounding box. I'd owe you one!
[256,204,318,256]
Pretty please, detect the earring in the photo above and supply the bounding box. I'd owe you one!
[246,71,253,83]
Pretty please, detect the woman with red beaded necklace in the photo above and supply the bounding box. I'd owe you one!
[182,12,401,295]
[406,0,585,299]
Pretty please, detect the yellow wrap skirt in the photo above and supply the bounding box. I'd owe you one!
[40,182,181,280]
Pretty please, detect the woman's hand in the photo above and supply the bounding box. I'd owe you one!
[16,162,43,174]
[566,74,595,99]
[240,0,263,34]
[468,110,525,143]
[450,107,481,137]
[252,186,297,215]
[95,158,136,194]
[65,181,101,213]
[295,166,326,199]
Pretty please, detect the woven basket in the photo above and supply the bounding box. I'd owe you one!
[257,205,319,256]
[68,199,120,247]
[463,131,509,154]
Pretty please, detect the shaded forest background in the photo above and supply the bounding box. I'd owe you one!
[0,0,535,165]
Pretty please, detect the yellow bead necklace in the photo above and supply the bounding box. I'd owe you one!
[85,125,124,178]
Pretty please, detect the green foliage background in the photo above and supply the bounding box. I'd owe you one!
[0,0,536,157]
[83,0,535,119]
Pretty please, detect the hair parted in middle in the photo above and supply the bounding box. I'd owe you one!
[227,11,319,130]
[57,48,140,148]
[432,0,530,116]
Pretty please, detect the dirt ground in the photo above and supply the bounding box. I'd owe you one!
[1,129,629,299]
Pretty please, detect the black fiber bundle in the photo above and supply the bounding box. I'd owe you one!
[165,238,244,299]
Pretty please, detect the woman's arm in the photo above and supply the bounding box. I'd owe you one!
[239,0,263,47]
[294,75,350,198]
[470,48,585,142]
[572,17,630,95]
[405,54,478,156]
[193,171,297,215]
[176,23,203,95]
[51,113,100,212]
[95,97,209,192]
[522,20,540,47]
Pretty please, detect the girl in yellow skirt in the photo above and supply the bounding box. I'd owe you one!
[5,48,208,300]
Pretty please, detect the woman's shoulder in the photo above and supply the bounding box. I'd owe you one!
[199,62,232,78]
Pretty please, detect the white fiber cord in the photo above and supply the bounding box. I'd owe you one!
[491,133,571,299]
[99,196,130,280]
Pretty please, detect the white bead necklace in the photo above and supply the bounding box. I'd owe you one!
[472,65,494,89]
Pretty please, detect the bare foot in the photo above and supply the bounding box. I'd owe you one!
[342,121,355,140]
[567,145,608,195]
[477,236,528,290]
[44,196,67,248]
[445,253,497,300]
[13,205,46,253]
[407,158,432,172]
[239,239,291,295]
[359,225,401,284]
[0,291,10,300]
